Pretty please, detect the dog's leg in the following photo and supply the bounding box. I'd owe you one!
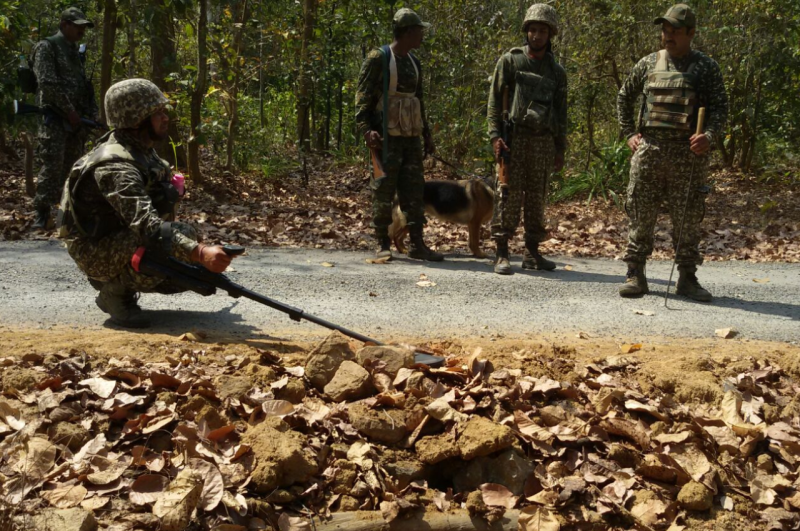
[395,227,410,254]
[468,218,488,258]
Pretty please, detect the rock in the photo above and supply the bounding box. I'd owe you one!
[416,434,459,464]
[1,366,41,393]
[607,443,641,469]
[339,495,361,512]
[452,449,534,495]
[48,422,90,452]
[275,379,307,404]
[465,490,488,516]
[215,375,254,401]
[348,402,408,444]
[195,404,227,431]
[305,331,356,390]
[265,490,295,504]
[678,481,713,511]
[355,346,414,377]
[331,459,358,494]
[33,508,97,531]
[539,405,568,427]
[457,417,515,460]
[242,420,318,493]
[243,364,278,388]
[324,361,374,402]
[383,458,428,490]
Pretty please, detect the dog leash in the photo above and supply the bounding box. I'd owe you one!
[429,154,489,182]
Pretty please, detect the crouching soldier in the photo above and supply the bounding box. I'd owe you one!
[57,79,235,328]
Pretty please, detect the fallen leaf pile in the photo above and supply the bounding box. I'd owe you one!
[1,152,798,262]
[0,333,798,530]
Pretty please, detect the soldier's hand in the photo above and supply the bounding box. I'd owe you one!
[492,137,509,162]
[364,131,383,150]
[627,133,642,154]
[690,133,711,155]
[194,244,234,273]
[67,110,81,129]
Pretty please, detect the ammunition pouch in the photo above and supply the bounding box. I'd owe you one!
[642,50,699,132]
[509,49,558,134]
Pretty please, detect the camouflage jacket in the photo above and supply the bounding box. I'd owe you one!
[33,31,98,118]
[355,47,429,138]
[617,50,727,144]
[71,131,196,262]
[487,47,568,156]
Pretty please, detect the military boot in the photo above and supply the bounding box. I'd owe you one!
[494,239,512,275]
[619,263,649,298]
[95,281,151,328]
[522,241,556,271]
[407,227,444,261]
[676,266,712,302]
[32,206,50,230]
[376,235,392,261]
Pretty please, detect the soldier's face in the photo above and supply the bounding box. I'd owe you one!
[62,21,87,43]
[661,23,694,56]
[404,26,425,49]
[526,22,550,52]
[148,108,170,141]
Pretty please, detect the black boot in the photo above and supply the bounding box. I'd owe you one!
[95,281,151,328]
[32,206,50,230]
[676,265,712,302]
[494,239,512,275]
[376,235,392,260]
[619,263,649,298]
[522,241,556,271]
[408,227,444,261]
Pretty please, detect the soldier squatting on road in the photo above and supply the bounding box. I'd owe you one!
[31,7,99,230]
[487,4,568,276]
[57,79,237,329]
[617,3,728,301]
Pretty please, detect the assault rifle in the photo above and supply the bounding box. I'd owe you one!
[369,147,387,179]
[497,87,511,206]
[132,245,445,367]
[14,100,107,132]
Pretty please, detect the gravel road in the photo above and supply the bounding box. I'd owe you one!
[0,241,797,343]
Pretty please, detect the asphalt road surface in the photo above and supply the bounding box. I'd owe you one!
[0,241,797,344]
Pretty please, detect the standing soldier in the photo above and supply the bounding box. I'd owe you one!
[487,4,567,275]
[355,8,443,262]
[31,7,99,230]
[617,4,727,301]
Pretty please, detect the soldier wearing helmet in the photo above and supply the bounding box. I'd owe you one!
[56,79,234,328]
[487,4,567,275]
[616,4,727,302]
[355,8,443,262]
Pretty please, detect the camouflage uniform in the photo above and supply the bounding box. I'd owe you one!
[32,10,98,216]
[617,49,727,266]
[355,48,428,237]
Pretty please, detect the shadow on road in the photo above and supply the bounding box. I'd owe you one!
[650,290,800,321]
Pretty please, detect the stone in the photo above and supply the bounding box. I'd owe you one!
[324,361,374,402]
[677,481,713,511]
[242,420,318,493]
[305,331,356,390]
[457,417,515,460]
[33,508,97,531]
[607,443,641,469]
[452,449,533,495]
[195,404,227,431]
[48,422,90,452]
[331,459,358,494]
[339,495,361,512]
[355,346,414,377]
[465,490,488,516]
[415,434,459,464]
[215,375,254,401]
[383,458,428,490]
[275,379,306,404]
[348,402,407,444]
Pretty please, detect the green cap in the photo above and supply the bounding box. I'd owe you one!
[61,7,94,27]
[393,8,430,30]
[654,4,696,29]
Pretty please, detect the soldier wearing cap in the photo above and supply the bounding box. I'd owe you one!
[487,4,568,275]
[355,8,443,262]
[31,7,100,230]
[57,79,234,328]
[617,4,727,301]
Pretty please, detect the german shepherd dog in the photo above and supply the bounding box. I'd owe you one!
[389,179,495,258]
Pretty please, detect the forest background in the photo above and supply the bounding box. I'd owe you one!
[0,0,798,256]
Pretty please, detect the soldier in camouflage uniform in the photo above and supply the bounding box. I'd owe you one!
[487,4,567,275]
[617,4,727,301]
[31,7,99,230]
[57,79,234,328]
[355,8,443,262]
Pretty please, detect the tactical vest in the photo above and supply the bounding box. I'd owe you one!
[509,48,558,134]
[57,140,176,239]
[377,46,424,138]
[642,50,699,132]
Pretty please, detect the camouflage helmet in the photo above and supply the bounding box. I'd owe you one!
[104,78,168,129]
[522,4,559,36]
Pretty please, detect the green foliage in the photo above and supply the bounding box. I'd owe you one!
[552,139,630,205]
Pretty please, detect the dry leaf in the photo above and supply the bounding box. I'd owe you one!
[715,328,737,339]
[365,257,390,264]
[632,309,655,316]
[600,418,651,449]
[81,496,110,511]
[563,265,573,271]
[518,505,560,531]
[625,399,669,421]
[320,262,335,267]
[73,433,107,463]
[78,377,117,399]
[752,278,770,283]
[480,483,518,509]
[14,437,57,479]
[0,401,26,431]
[278,513,312,531]
[150,372,182,389]
[41,484,87,508]
[152,468,203,531]
[130,474,170,505]
[87,458,129,485]
[631,498,668,526]
[188,458,225,511]
[619,343,642,354]
[262,400,295,417]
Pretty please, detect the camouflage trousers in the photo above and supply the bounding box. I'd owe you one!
[623,136,709,266]
[491,132,555,243]
[33,121,87,211]
[67,222,197,293]
[371,135,425,238]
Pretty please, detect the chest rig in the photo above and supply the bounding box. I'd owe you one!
[642,50,700,132]
[377,45,424,139]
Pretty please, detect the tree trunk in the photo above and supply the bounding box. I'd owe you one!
[188,0,208,184]
[99,0,118,123]
[297,0,317,152]
[150,0,185,167]
[224,0,249,172]
[126,0,137,77]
